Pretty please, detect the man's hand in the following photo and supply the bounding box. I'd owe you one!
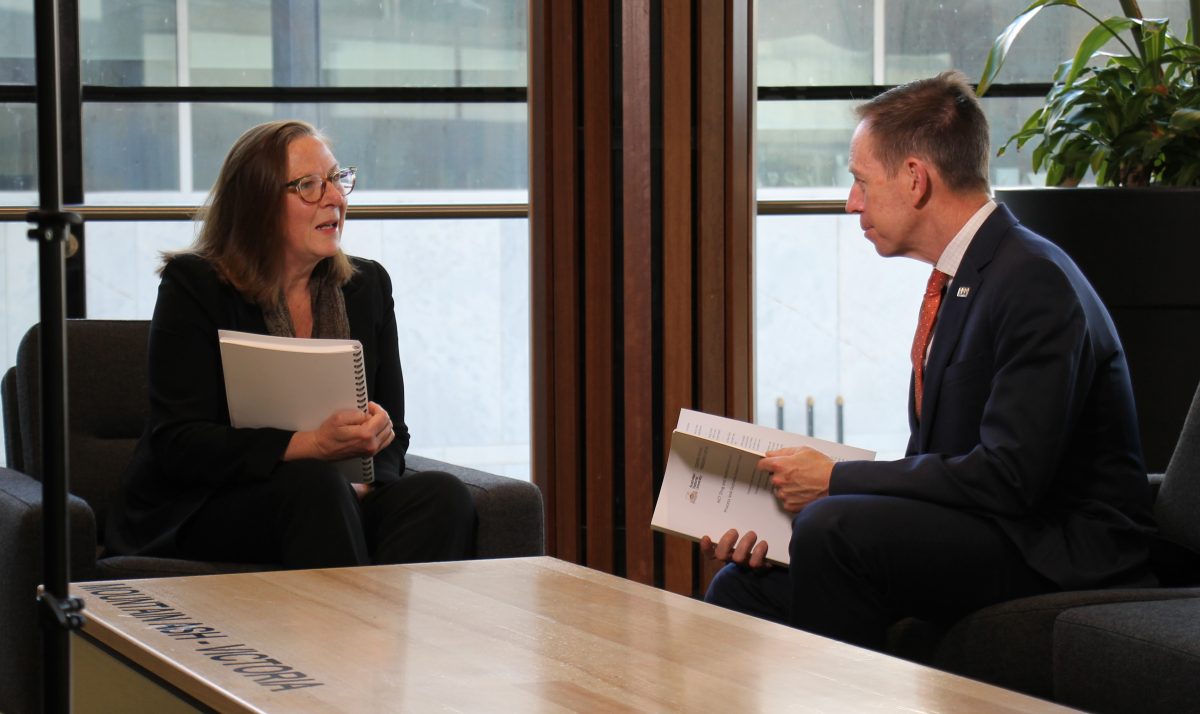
[700,529,771,570]
[760,446,834,512]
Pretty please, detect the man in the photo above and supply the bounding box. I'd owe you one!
[702,71,1157,650]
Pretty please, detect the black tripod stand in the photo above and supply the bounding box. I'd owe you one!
[30,0,84,711]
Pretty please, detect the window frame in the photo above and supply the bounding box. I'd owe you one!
[0,0,529,316]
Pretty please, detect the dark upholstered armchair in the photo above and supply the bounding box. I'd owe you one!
[1,319,544,714]
[887,380,1200,713]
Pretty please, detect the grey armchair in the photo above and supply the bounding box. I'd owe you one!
[1,319,544,714]
[887,379,1200,712]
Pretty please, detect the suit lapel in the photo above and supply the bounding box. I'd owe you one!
[917,205,1017,450]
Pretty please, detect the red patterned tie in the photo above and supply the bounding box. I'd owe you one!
[911,268,950,419]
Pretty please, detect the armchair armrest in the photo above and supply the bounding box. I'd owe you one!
[405,454,545,559]
[0,467,99,714]
[1149,472,1165,502]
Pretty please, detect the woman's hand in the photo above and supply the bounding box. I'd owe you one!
[284,401,396,462]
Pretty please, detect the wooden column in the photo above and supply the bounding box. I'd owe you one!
[621,0,656,585]
[530,0,582,563]
[726,0,755,423]
[659,0,695,595]
[580,0,618,575]
[531,0,754,593]
[657,0,756,595]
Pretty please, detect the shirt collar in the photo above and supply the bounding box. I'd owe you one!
[935,199,997,279]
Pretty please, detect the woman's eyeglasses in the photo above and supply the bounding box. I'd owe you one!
[284,167,357,204]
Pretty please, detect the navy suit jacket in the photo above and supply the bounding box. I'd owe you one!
[833,205,1156,589]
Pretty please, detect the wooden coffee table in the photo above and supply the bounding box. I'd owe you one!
[71,556,1074,712]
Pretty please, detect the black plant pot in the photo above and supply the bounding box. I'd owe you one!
[995,187,1200,473]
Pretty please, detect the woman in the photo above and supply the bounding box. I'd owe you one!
[106,119,475,568]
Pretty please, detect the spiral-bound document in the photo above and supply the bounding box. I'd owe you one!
[217,330,374,483]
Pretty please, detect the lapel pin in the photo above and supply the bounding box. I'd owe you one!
[956,286,971,298]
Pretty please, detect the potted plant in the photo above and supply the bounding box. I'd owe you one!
[978,0,1200,186]
[975,0,1200,471]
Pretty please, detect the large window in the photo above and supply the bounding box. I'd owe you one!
[0,0,40,452]
[1,0,531,478]
[754,0,1191,457]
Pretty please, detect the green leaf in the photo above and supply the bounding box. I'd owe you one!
[1021,107,1049,133]
[1170,107,1200,129]
[1137,18,1169,62]
[1064,17,1138,86]
[1166,43,1200,63]
[1106,53,1143,70]
[1176,163,1200,186]
[978,1,1080,95]
[1046,161,1067,185]
[1032,141,1049,171]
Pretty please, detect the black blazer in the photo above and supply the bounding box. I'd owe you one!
[833,205,1156,589]
[106,254,409,557]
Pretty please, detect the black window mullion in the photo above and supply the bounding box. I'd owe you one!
[79,86,528,103]
[61,0,85,317]
[756,83,1054,102]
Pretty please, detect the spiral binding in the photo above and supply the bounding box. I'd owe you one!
[352,345,375,484]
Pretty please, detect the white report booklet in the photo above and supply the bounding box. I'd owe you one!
[217,330,374,484]
[651,409,874,565]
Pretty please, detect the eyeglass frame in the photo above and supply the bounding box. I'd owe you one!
[283,166,357,204]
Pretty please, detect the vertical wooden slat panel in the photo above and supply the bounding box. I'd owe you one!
[660,0,695,596]
[531,0,583,563]
[696,1,728,591]
[551,0,584,563]
[529,0,555,553]
[531,0,756,590]
[726,0,754,422]
[583,0,616,573]
[622,0,655,585]
[695,0,756,593]
[696,0,726,417]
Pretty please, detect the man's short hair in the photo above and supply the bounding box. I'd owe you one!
[855,70,991,194]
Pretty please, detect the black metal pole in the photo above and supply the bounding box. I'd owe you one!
[30,0,84,711]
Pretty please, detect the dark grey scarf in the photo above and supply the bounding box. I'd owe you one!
[262,261,351,340]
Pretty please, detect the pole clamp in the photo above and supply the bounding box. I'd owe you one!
[25,209,82,243]
[38,591,86,632]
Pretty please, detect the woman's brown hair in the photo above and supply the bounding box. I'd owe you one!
[166,119,354,306]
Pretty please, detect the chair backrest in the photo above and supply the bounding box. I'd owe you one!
[12,320,151,539]
[1156,379,1200,555]
[2,366,21,471]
